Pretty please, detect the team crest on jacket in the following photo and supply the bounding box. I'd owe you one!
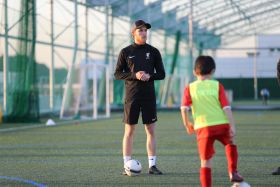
[146,52,150,60]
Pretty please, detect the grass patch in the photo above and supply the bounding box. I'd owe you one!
[0,111,279,186]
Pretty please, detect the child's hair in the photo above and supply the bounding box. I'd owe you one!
[194,55,216,75]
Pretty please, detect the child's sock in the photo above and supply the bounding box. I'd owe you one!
[225,144,238,173]
[200,167,212,187]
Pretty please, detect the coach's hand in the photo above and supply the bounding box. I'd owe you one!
[136,71,145,80]
[141,73,150,81]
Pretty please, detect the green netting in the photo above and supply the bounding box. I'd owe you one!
[4,0,39,123]
[113,80,124,106]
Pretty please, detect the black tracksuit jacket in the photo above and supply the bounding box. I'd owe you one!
[114,43,165,101]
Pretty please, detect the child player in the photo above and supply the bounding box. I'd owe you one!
[180,55,244,187]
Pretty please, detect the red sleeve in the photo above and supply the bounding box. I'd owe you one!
[219,83,229,108]
[181,86,192,107]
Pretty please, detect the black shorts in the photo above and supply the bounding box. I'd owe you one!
[123,99,157,124]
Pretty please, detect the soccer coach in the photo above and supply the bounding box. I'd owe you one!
[114,19,165,175]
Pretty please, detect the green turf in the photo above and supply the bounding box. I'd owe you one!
[0,111,279,187]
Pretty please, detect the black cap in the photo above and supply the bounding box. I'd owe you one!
[131,20,151,32]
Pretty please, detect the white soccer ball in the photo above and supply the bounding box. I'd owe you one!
[124,159,142,176]
[232,181,251,187]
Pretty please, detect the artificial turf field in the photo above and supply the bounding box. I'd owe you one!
[0,111,279,187]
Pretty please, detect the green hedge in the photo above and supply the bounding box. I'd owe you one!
[218,78,280,100]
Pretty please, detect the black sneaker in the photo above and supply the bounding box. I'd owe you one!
[230,171,244,182]
[272,167,280,175]
[148,165,163,175]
